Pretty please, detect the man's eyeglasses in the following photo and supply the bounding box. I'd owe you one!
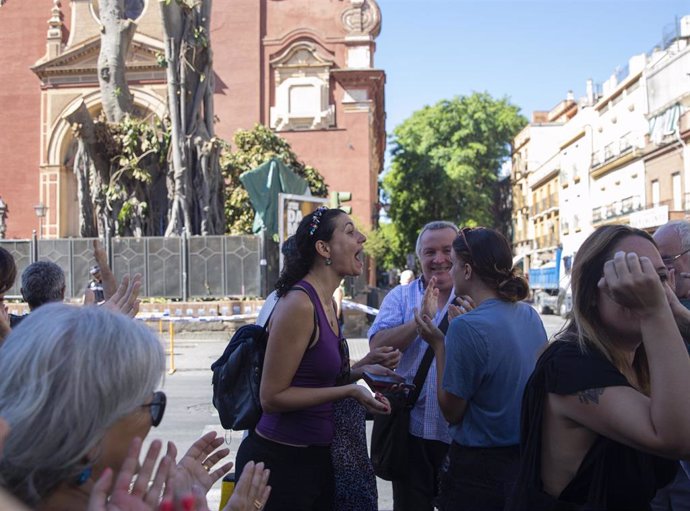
[662,247,690,267]
[141,390,166,427]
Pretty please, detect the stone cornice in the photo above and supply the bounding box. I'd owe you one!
[32,34,164,82]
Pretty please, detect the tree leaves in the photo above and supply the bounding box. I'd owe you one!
[382,92,526,266]
[220,124,328,234]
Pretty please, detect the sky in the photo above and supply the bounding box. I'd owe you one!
[375,0,690,153]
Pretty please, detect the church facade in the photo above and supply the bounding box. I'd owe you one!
[0,0,385,238]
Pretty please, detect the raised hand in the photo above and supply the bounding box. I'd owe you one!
[93,239,118,300]
[166,431,233,495]
[102,274,142,318]
[420,276,439,320]
[597,251,667,313]
[223,461,271,511]
[87,437,173,511]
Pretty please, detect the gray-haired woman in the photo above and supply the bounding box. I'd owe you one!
[0,303,243,510]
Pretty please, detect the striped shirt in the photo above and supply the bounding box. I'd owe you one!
[368,278,453,444]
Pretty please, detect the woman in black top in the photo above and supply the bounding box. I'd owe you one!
[511,225,690,510]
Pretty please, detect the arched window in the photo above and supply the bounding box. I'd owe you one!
[91,0,145,22]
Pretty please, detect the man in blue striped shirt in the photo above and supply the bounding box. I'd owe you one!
[369,220,458,511]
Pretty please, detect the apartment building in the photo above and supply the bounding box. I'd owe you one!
[513,15,690,275]
[511,98,576,272]
[558,104,597,266]
[635,33,690,230]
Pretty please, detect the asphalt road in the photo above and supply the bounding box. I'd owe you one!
[144,311,567,510]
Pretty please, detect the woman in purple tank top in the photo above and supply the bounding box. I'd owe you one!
[235,207,391,511]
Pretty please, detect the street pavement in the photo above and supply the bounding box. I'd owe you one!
[145,312,567,510]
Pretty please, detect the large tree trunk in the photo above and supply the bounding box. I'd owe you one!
[97,0,136,123]
[64,0,224,239]
[65,101,112,236]
[161,0,225,236]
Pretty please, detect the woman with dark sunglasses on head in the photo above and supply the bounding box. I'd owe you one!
[415,227,547,511]
[0,303,258,511]
[235,206,392,511]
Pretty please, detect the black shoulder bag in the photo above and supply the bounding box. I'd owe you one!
[370,310,452,481]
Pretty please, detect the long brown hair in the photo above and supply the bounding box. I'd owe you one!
[454,227,529,302]
[564,225,653,393]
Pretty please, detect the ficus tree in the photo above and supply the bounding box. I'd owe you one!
[65,0,225,237]
[222,124,328,234]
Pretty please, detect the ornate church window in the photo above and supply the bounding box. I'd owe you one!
[269,43,335,131]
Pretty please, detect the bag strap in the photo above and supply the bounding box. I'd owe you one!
[265,286,317,347]
[407,304,453,406]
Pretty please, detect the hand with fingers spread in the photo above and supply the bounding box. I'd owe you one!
[102,274,142,318]
[87,437,173,511]
[223,461,271,511]
[167,431,233,495]
[597,251,668,314]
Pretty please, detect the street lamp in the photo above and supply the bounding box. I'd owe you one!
[34,203,47,239]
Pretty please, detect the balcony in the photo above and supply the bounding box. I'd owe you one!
[592,195,642,224]
[535,233,559,250]
[645,195,690,215]
[591,133,639,178]
[531,195,559,217]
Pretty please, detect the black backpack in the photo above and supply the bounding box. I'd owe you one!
[211,287,317,431]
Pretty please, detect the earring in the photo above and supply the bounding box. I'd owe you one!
[325,257,332,266]
[76,466,92,486]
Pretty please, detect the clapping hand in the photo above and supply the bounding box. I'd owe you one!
[421,276,439,319]
[223,461,271,511]
[448,295,475,321]
[166,431,233,495]
[87,438,173,511]
[101,274,143,318]
[414,307,444,348]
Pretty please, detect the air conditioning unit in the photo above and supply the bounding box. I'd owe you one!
[681,15,690,38]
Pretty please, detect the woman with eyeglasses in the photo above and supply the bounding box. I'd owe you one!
[415,227,547,511]
[510,225,690,510]
[0,303,245,510]
[234,207,392,511]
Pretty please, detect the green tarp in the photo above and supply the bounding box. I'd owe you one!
[239,158,309,238]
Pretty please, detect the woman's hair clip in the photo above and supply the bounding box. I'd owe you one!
[308,206,328,236]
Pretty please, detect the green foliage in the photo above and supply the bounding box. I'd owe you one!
[364,222,406,269]
[383,92,526,262]
[221,124,328,234]
[110,116,168,185]
[102,115,170,230]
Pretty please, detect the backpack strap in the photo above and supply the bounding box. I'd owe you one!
[289,286,319,348]
[265,286,318,348]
